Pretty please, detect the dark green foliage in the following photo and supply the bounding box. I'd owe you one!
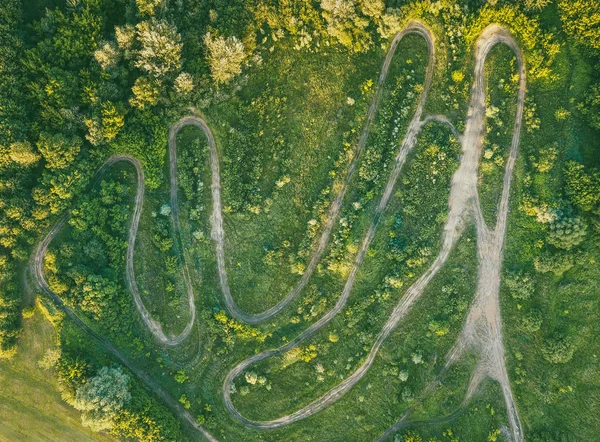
[533,250,575,277]
[504,271,535,300]
[520,310,542,333]
[49,168,135,332]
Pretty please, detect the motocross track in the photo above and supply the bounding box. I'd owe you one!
[221,24,525,442]
[31,20,525,442]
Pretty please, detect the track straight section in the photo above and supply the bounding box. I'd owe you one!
[32,20,526,442]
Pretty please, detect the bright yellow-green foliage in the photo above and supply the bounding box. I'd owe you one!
[100,101,126,141]
[558,0,600,49]
[214,310,271,343]
[466,5,560,82]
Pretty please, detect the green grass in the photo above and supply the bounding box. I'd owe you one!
[478,44,519,227]
[0,306,114,442]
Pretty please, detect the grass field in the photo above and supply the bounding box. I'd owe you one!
[0,306,114,442]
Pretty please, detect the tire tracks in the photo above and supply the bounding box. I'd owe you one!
[31,20,526,442]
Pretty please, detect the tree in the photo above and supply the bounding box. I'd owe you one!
[522,0,551,11]
[359,0,384,18]
[74,366,131,432]
[84,118,105,146]
[129,77,160,109]
[174,72,194,95]
[203,32,246,84]
[504,271,535,300]
[8,141,40,166]
[135,19,182,78]
[578,83,600,130]
[115,24,135,53]
[558,0,600,49]
[136,0,164,16]
[564,161,600,212]
[547,210,587,250]
[94,42,120,71]
[36,132,81,170]
[101,101,126,141]
[320,0,371,51]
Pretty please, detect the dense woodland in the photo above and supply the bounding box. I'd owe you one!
[1,0,600,441]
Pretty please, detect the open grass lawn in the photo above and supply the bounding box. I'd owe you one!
[0,308,113,442]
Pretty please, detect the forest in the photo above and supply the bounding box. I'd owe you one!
[1,0,600,441]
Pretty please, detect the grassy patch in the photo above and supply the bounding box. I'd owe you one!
[0,306,113,441]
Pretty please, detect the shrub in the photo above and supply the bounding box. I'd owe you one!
[547,211,587,250]
[521,311,542,333]
[534,251,574,277]
[542,335,575,364]
[504,271,535,300]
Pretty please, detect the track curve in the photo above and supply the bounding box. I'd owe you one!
[223,23,526,441]
[30,20,527,442]
[222,21,438,429]
[169,22,435,325]
[31,155,216,440]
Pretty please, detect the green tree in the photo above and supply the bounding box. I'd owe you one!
[547,210,587,250]
[129,77,160,109]
[136,0,164,16]
[8,141,40,166]
[563,161,600,212]
[101,101,126,141]
[504,271,535,300]
[94,42,120,71]
[578,83,600,130]
[203,32,246,84]
[36,132,81,170]
[558,0,600,49]
[522,0,551,11]
[135,19,182,78]
[534,251,574,276]
[73,366,131,432]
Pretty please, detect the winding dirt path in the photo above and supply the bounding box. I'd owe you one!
[169,22,434,325]
[222,21,441,429]
[30,155,217,441]
[377,25,526,442]
[30,20,526,442]
[223,23,526,441]
[32,155,195,346]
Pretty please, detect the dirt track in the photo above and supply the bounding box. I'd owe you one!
[376,24,526,442]
[167,23,434,326]
[222,23,526,441]
[31,20,526,442]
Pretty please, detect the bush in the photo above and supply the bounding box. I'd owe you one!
[521,311,542,333]
[541,335,575,364]
[504,271,535,300]
[534,251,574,277]
[547,211,587,250]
